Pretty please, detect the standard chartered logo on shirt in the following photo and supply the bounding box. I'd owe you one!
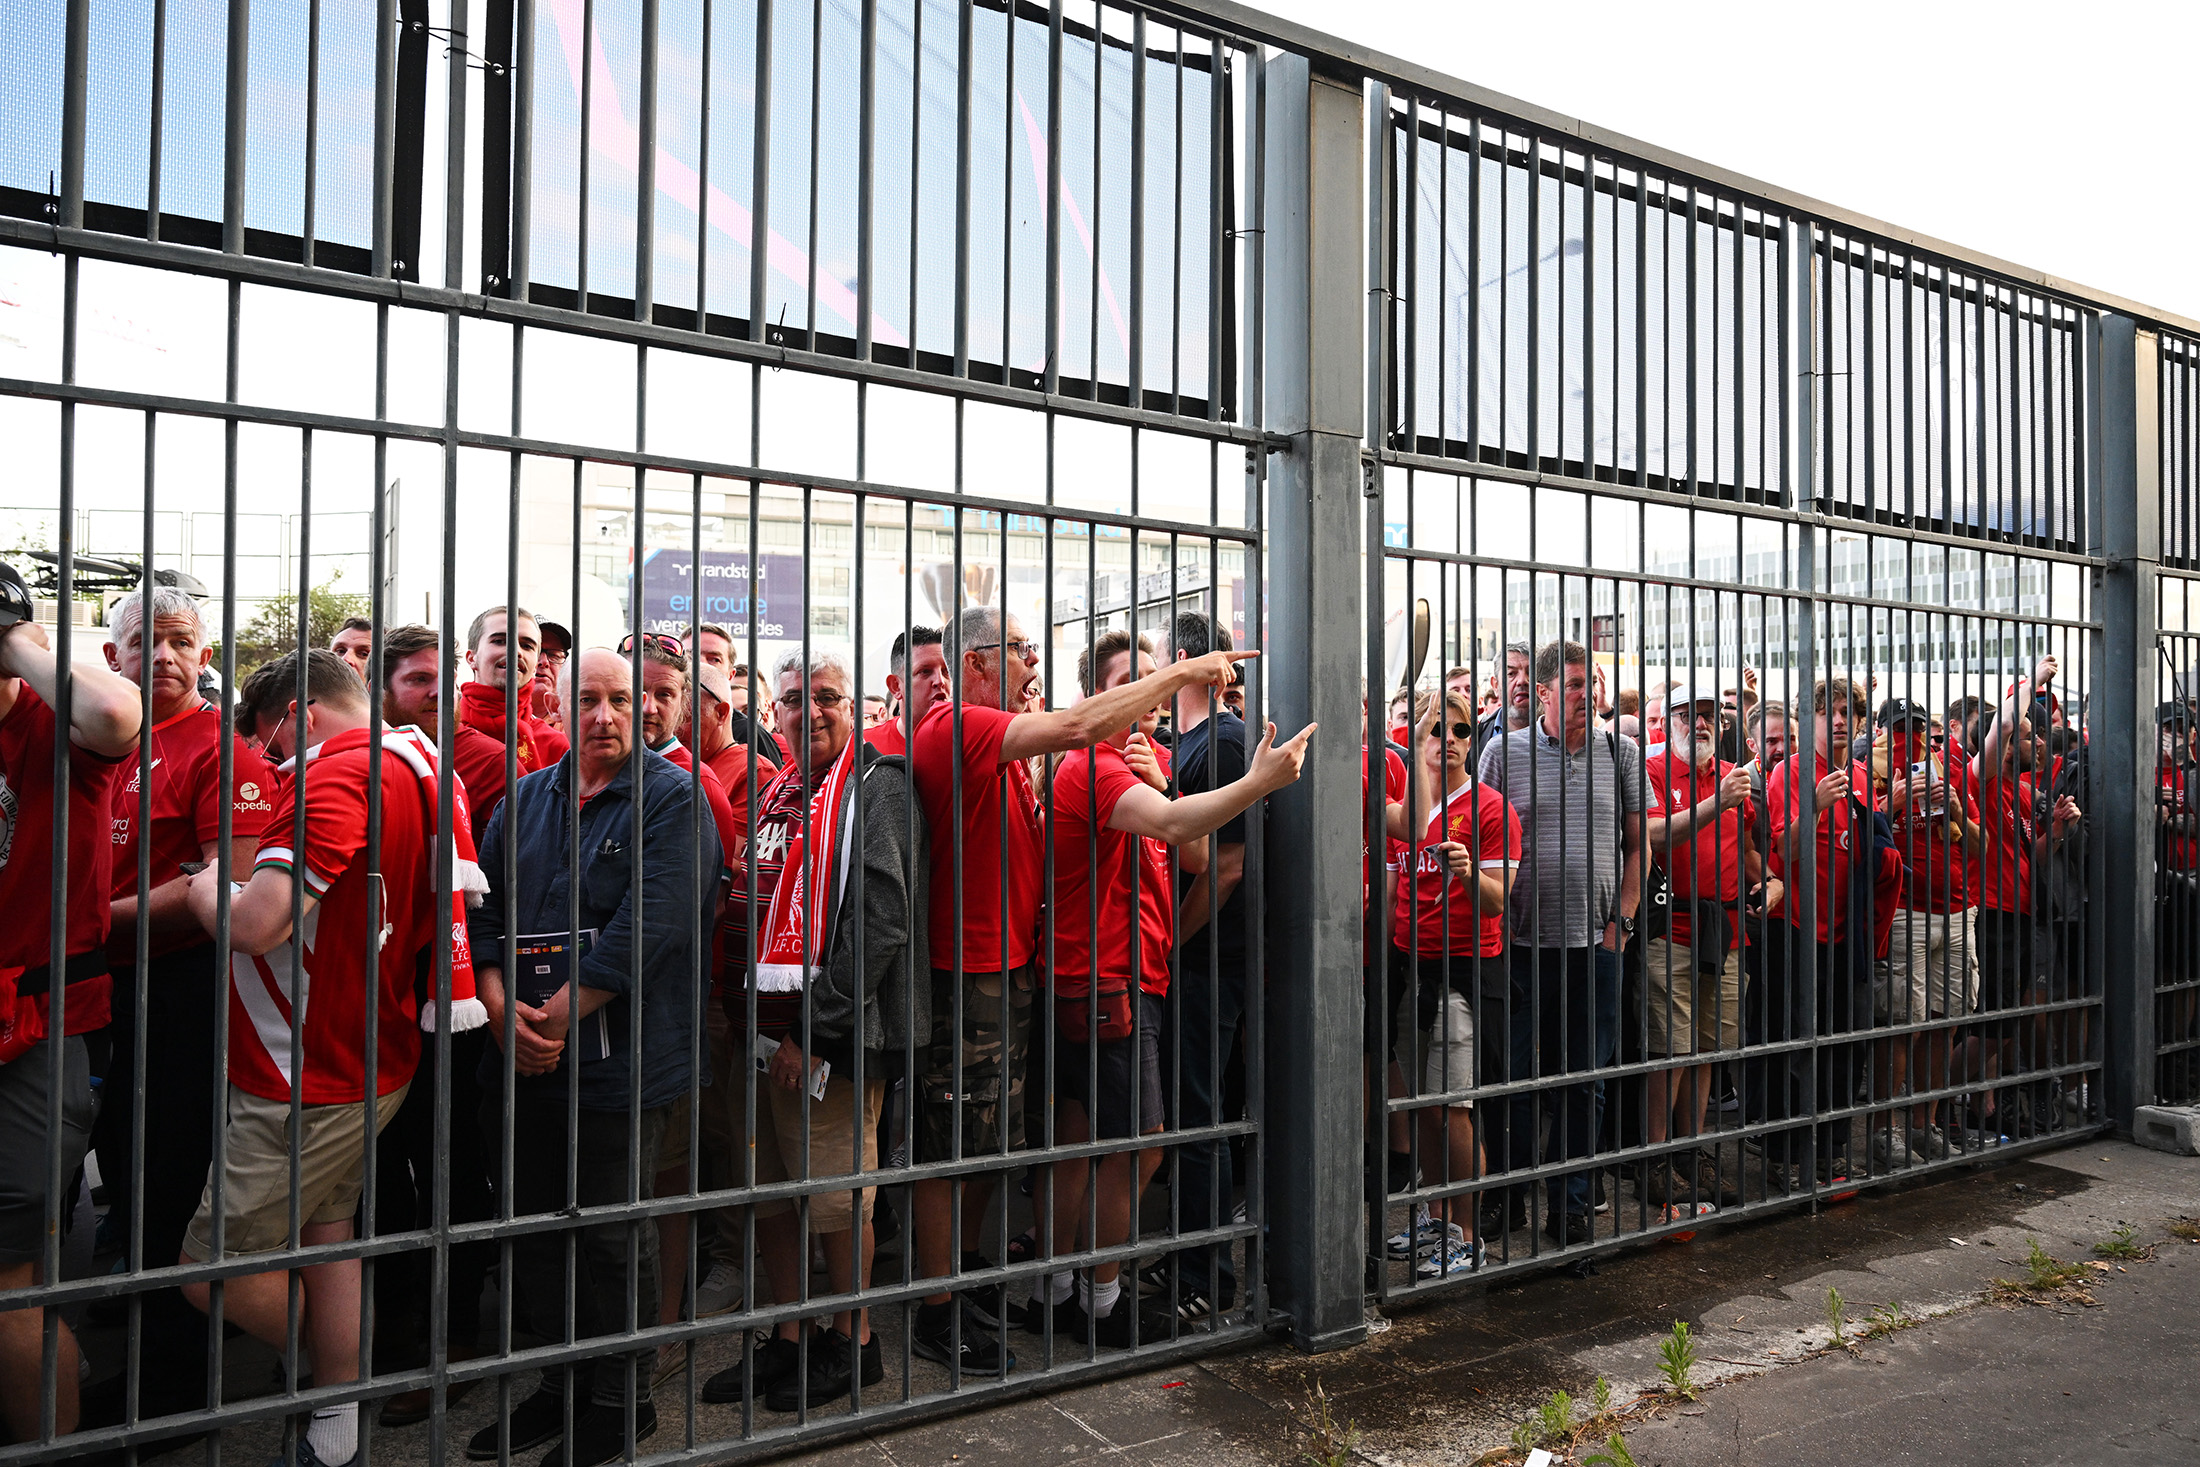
[0,772,15,870]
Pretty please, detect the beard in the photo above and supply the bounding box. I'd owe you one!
[1667,728,1694,761]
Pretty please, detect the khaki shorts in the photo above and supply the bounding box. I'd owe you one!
[1643,936,1744,1058]
[767,1074,888,1233]
[1394,986,1475,1106]
[716,1030,792,1220]
[182,1081,410,1260]
[1876,906,1978,1022]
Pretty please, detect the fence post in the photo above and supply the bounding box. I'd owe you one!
[1260,51,1369,1352]
[2097,312,2161,1125]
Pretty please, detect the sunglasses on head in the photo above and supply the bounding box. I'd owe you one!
[618,631,685,658]
[1426,720,1475,741]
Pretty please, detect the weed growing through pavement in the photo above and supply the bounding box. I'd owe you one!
[1299,1379,1362,1467]
[1583,1432,1642,1467]
[1991,1237,2098,1305]
[1858,1301,1918,1341]
[1824,1287,1849,1349]
[2092,1224,2152,1261]
[2169,1217,2200,1244]
[1486,1380,1636,1466]
[1657,1319,1700,1400]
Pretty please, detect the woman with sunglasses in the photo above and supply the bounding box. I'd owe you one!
[1380,689,1520,1278]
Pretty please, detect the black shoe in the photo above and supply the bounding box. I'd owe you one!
[538,1401,657,1467]
[1543,1210,1592,1247]
[700,1333,803,1404]
[1478,1191,1530,1238]
[957,1251,1008,1325]
[1641,1160,1685,1207]
[1694,1152,1742,1207]
[466,1388,569,1461]
[910,1298,1015,1376]
[765,1331,882,1412]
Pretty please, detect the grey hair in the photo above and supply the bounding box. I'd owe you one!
[951,604,1003,662]
[772,648,854,690]
[106,586,205,647]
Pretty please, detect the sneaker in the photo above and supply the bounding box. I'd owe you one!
[1909,1123,1953,1161]
[910,1298,1015,1376]
[765,1330,882,1412]
[466,1388,568,1460]
[1135,1258,1174,1297]
[1384,1205,1450,1260]
[650,1342,690,1391]
[1593,1171,1612,1215]
[1692,1152,1741,1207]
[700,1333,802,1404]
[957,1251,1009,1325]
[1642,1160,1685,1206]
[1478,1191,1529,1238]
[1869,1128,1915,1172]
[1045,1295,1142,1350]
[693,1261,744,1318]
[1543,1210,1592,1247]
[1414,1235,1485,1279]
[539,1401,656,1467]
[1160,1287,1224,1324]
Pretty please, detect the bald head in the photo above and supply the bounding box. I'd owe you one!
[567,647,637,786]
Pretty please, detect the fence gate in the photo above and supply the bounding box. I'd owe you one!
[2156,329,2200,1107]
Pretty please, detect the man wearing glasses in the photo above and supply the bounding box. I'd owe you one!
[906,604,1248,1374]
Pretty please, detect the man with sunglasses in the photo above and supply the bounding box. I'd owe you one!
[907,604,1249,1374]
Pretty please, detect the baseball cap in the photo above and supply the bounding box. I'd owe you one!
[1876,698,1929,728]
[536,619,572,654]
[0,562,31,630]
[1664,686,1720,716]
[2158,701,2193,728]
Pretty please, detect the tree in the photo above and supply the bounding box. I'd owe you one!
[227,569,371,677]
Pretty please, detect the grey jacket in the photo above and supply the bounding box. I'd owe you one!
[789,744,929,1073]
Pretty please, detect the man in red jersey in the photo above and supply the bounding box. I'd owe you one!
[905,603,1246,1375]
[866,625,949,758]
[328,616,374,682]
[92,587,275,1425]
[1380,690,1517,1276]
[1869,699,1981,1168]
[453,604,569,823]
[1764,676,1899,1188]
[1971,657,2080,1141]
[626,631,741,1357]
[181,649,478,1467]
[0,562,142,1442]
[1641,689,1777,1209]
[380,623,444,733]
[1024,631,1310,1346]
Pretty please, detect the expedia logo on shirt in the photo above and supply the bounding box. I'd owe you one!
[235,779,272,812]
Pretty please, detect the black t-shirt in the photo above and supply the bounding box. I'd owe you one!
[1174,710,1252,973]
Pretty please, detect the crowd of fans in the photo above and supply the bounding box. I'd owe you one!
[0,547,2153,1465]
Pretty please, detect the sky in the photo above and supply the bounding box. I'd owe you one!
[1256,0,2197,324]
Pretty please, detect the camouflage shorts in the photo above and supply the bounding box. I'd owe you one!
[918,965,1034,1163]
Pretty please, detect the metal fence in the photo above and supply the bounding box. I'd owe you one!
[1,1,2197,1464]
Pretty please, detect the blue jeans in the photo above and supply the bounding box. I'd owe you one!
[1165,957,1247,1306]
[1504,945,1621,1218]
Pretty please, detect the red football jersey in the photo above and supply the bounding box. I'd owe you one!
[1766,752,1877,943]
[230,728,464,1104]
[1645,750,1751,949]
[865,719,908,757]
[0,684,125,1041]
[107,701,277,962]
[1047,741,1173,997]
[1389,780,1520,959]
[2162,762,2200,871]
[1974,767,2039,916]
[1364,745,1409,965]
[913,700,1045,973]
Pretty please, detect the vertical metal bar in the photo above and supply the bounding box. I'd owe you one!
[1043,0,1062,393]
[222,0,250,253]
[372,0,397,276]
[857,0,877,358]
[750,0,773,338]
[804,0,822,348]
[303,0,323,264]
[691,0,710,323]
[1261,50,1365,1351]
[635,0,661,321]
[1128,9,1146,407]
[147,0,168,239]
[951,0,971,375]
[60,0,89,229]
[510,0,537,298]
[576,0,597,306]
[2098,313,2160,1125]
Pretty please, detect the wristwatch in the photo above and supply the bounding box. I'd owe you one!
[1618,914,1637,938]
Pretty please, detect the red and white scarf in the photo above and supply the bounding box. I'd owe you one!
[754,736,864,994]
[284,726,487,1032]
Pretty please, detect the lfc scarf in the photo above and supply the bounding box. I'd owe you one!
[459,680,553,773]
[754,737,864,994]
[285,727,488,1033]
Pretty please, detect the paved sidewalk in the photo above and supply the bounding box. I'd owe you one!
[811,1140,2200,1466]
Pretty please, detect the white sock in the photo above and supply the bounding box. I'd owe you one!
[1079,1274,1120,1318]
[306,1403,359,1464]
[1046,1271,1075,1305]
